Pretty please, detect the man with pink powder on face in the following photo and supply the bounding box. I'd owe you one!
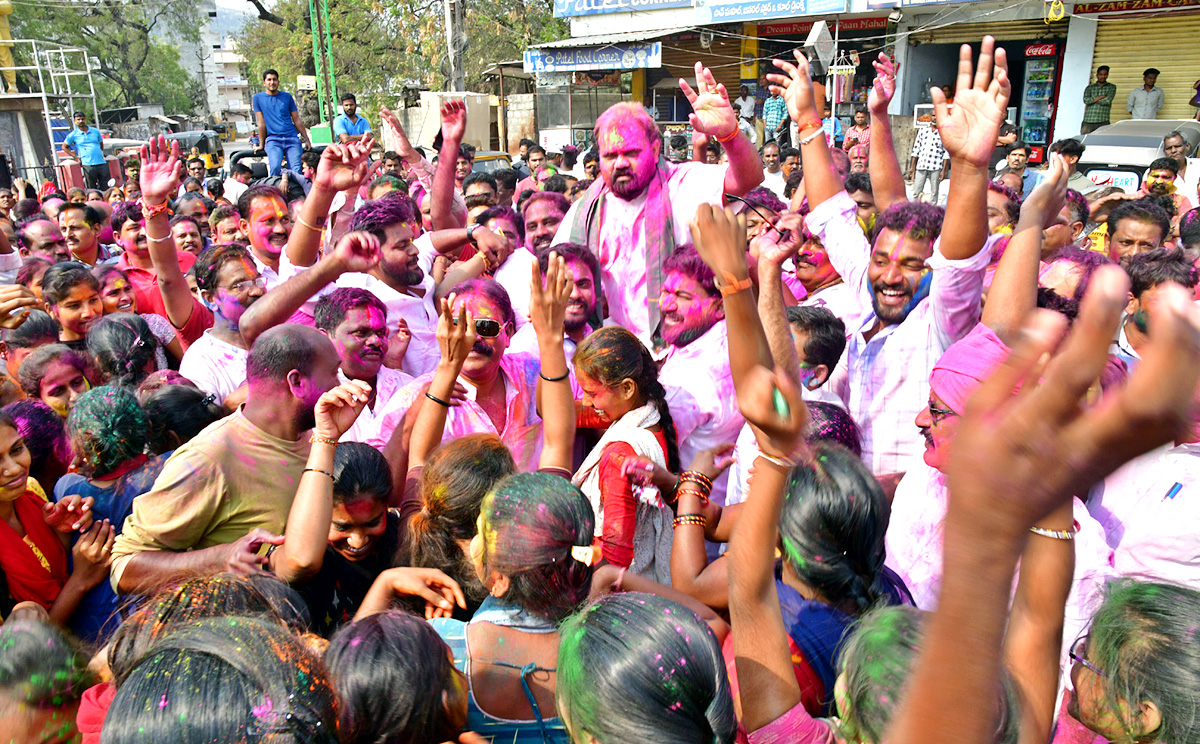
[555,63,765,344]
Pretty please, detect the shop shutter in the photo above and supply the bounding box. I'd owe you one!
[1092,11,1200,123]
[910,18,1068,44]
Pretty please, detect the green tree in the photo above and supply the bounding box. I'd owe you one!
[10,0,204,112]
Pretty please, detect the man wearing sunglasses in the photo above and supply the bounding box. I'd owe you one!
[377,278,545,472]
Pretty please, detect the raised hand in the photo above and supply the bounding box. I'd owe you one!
[441,100,467,143]
[868,53,897,116]
[43,495,94,534]
[314,379,372,441]
[688,203,750,285]
[947,267,1200,542]
[138,135,182,206]
[225,528,284,576]
[529,251,575,342]
[934,36,1011,168]
[756,212,801,267]
[681,62,738,138]
[0,285,37,330]
[314,133,376,192]
[385,317,412,370]
[1019,153,1070,228]
[379,107,417,159]
[436,296,477,370]
[739,364,808,461]
[331,230,382,274]
[688,442,737,481]
[766,50,821,131]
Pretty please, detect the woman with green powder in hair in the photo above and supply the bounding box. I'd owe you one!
[54,385,171,643]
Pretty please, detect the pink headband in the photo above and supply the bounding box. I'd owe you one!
[929,323,1011,414]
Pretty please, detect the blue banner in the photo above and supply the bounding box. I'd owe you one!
[554,0,691,17]
[694,0,846,22]
[524,42,663,73]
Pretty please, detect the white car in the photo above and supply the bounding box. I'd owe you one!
[1075,119,1200,193]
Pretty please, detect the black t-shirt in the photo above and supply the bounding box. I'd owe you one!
[296,512,401,637]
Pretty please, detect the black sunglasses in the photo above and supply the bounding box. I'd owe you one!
[453,317,502,338]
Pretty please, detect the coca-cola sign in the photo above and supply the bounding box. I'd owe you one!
[1026,43,1057,57]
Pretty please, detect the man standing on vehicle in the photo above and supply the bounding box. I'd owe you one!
[333,93,371,144]
[1081,65,1117,134]
[253,69,311,177]
[1127,67,1164,120]
[61,111,109,190]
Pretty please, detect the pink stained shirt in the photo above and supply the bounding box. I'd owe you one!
[551,161,729,344]
[369,352,544,472]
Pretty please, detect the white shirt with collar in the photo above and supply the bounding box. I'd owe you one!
[277,234,442,378]
[659,320,745,506]
[1127,86,1165,119]
[809,190,993,476]
[490,247,538,335]
[337,365,413,445]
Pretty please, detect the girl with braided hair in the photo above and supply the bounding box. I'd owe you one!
[571,325,680,583]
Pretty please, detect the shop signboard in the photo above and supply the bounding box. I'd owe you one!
[1025,43,1057,56]
[554,0,691,17]
[901,0,985,5]
[524,42,662,73]
[694,0,847,25]
[758,16,887,36]
[1074,0,1199,12]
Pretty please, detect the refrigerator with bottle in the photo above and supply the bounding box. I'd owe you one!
[1018,43,1062,164]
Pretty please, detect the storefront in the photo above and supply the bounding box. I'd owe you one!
[1079,1,1200,124]
[900,16,1069,162]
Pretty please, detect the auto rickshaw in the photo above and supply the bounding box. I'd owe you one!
[165,130,225,175]
[213,124,236,143]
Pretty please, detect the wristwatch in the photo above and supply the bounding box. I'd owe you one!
[466,222,481,245]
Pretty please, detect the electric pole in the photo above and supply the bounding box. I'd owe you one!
[443,0,466,92]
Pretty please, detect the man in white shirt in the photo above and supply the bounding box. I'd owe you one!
[794,44,1000,480]
[554,85,764,345]
[656,246,744,506]
[1162,130,1200,197]
[759,141,786,199]
[373,279,544,471]
[1126,67,1164,120]
[235,183,293,289]
[222,163,253,211]
[507,242,599,362]
[733,84,756,141]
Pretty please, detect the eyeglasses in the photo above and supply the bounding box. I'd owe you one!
[452,316,502,338]
[221,276,266,293]
[1069,636,1108,678]
[928,400,957,425]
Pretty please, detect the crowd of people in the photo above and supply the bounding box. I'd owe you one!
[1,35,1200,744]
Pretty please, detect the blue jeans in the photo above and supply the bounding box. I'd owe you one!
[264,135,302,177]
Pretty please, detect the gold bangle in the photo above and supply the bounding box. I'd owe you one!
[1029,520,1080,541]
[295,214,322,232]
[309,434,338,447]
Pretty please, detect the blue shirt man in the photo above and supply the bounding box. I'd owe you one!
[63,114,105,166]
[252,69,310,176]
[332,94,371,143]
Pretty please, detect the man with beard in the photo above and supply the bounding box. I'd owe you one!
[234,229,407,444]
[779,37,1002,480]
[373,278,544,471]
[656,245,744,506]
[179,244,266,409]
[556,66,764,344]
[508,241,599,360]
[258,193,511,377]
[523,191,569,256]
[111,324,345,594]
[1141,157,1192,237]
[1111,247,1198,371]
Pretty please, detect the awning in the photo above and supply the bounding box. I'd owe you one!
[530,29,684,49]
[150,114,177,124]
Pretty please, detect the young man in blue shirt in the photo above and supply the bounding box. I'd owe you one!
[61,111,109,190]
[332,93,371,143]
[252,69,311,176]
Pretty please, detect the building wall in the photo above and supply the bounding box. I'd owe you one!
[506,94,538,153]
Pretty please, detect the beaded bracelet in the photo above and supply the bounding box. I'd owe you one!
[141,200,170,220]
[303,467,334,478]
[799,127,825,147]
[1029,520,1080,541]
[309,434,338,447]
[673,514,707,528]
[679,470,713,492]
